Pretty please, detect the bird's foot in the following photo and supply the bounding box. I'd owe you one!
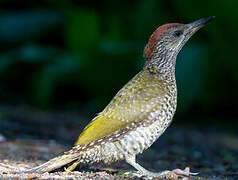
[170,167,199,177]
[155,167,198,178]
[125,167,198,179]
[151,167,198,179]
[158,167,198,180]
[125,156,198,178]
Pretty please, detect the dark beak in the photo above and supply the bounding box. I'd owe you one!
[185,16,215,34]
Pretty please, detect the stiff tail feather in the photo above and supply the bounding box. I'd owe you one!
[17,153,80,174]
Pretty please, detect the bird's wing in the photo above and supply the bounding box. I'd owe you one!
[75,72,165,146]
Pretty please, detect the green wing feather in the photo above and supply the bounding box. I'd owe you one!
[75,71,165,146]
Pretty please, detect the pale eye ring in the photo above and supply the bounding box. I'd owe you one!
[173,30,183,37]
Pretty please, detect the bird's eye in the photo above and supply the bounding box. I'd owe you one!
[173,30,183,37]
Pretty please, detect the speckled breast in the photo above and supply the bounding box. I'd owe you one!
[99,84,177,164]
[66,77,177,166]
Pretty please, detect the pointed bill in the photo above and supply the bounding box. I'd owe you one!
[185,16,215,35]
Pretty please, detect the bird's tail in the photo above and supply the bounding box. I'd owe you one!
[16,152,80,174]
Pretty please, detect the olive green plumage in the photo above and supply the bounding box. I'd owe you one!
[18,16,214,177]
[75,70,168,146]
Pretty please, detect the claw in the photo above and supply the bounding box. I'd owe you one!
[171,167,199,177]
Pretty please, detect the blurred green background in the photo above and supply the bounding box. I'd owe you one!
[0,0,237,133]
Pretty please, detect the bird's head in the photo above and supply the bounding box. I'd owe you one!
[144,16,215,62]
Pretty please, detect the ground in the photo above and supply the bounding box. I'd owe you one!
[0,106,237,179]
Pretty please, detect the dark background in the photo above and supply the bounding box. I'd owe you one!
[0,0,238,142]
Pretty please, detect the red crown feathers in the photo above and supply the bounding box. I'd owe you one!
[144,23,183,59]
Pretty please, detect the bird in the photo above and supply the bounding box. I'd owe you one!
[16,16,214,178]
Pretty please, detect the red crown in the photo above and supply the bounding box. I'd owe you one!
[144,23,183,59]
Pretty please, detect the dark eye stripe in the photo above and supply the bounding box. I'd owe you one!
[173,30,183,37]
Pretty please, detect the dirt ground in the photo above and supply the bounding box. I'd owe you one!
[0,106,237,179]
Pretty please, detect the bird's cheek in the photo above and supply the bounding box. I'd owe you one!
[164,42,179,51]
[170,37,184,51]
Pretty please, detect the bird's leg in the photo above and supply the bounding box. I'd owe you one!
[125,155,170,177]
[125,155,198,178]
[64,160,80,172]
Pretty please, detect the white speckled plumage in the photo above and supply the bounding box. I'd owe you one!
[63,75,177,165]
[18,17,214,177]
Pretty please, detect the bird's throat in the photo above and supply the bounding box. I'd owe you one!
[144,54,177,83]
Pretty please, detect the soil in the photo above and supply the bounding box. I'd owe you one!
[0,105,237,179]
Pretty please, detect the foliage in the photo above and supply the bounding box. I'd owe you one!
[0,0,237,124]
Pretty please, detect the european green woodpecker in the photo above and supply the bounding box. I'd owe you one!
[19,16,214,178]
